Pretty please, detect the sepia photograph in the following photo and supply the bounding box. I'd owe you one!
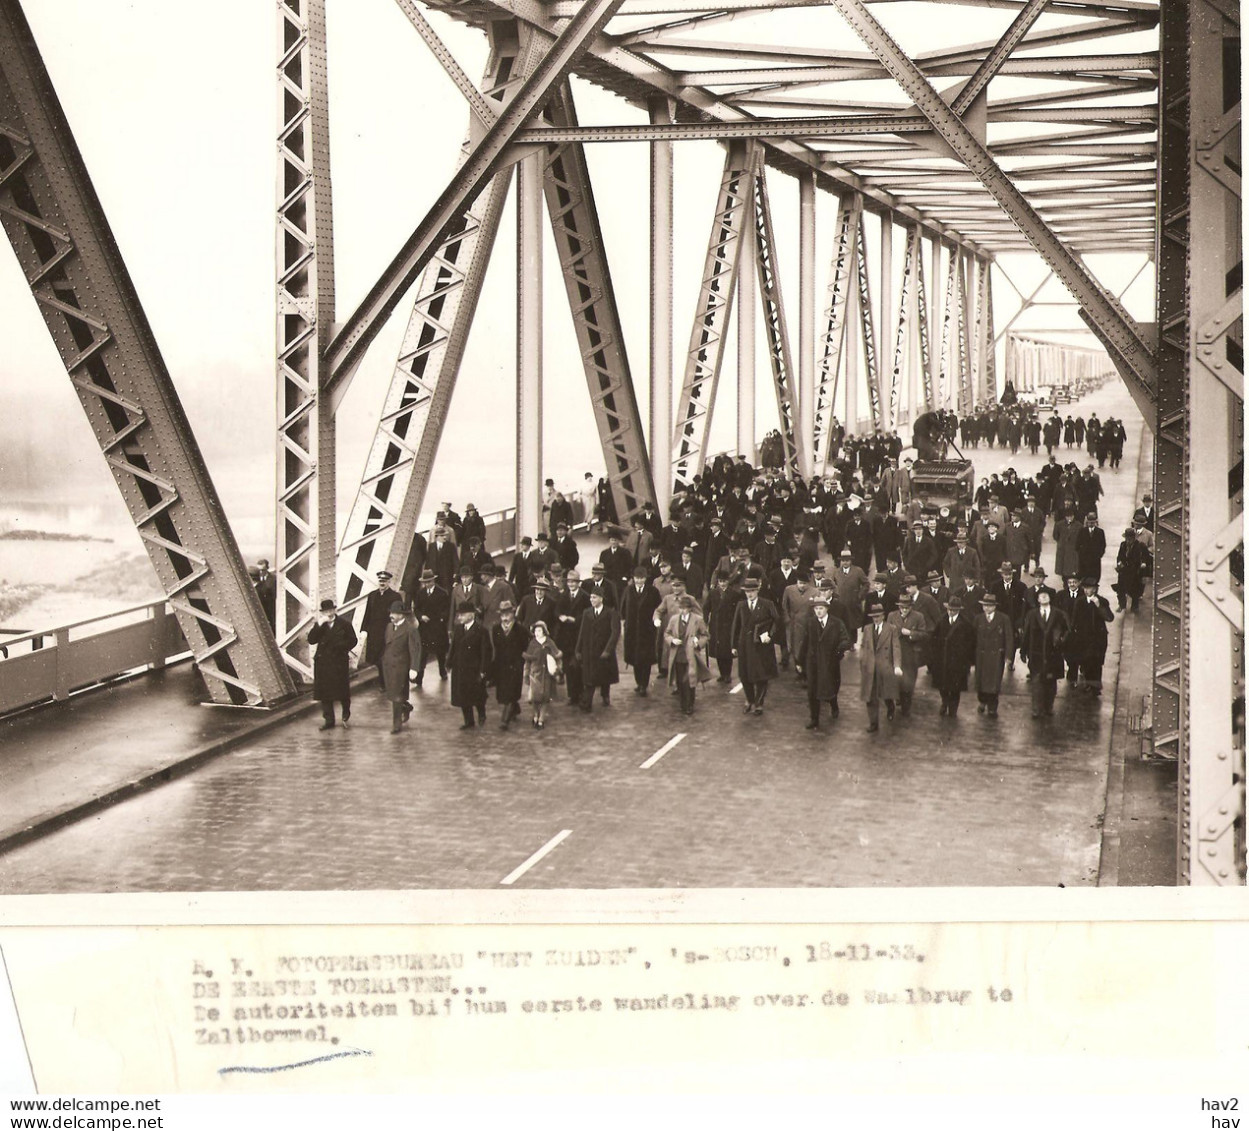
[0,0,1241,897]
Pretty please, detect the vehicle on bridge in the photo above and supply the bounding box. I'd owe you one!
[910,458,975,514]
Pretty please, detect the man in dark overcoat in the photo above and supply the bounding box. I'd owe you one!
[730,576,779,715]
[890,590,932,715]
[516,578,561,633]
[1021,587,1068,717]
[381,600,421,734]
[973,593,1014,717]
[411,568,449,686]
[426,525,459,590]
[575,588,621,710]
[556,571,593,706]
[859,598,902,732]
[448,606,490,728]
[489,601,528,728]
[620,565,663,695]
[1075,512,1107,583]
[360,570,404,696]
[253,559,276,630]
[704,570,742,683]
[930,595,976,717]
[798,592,851,729]
[308,599,358,730]
[1072,577,1115,693]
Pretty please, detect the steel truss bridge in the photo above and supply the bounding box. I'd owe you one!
[0,0,1241,883]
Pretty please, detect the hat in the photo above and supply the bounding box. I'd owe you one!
[812,561,826,571]
[632,566,648,579]
[389,599,405,613]
[1086,512,1098,521]
[318,599,335,611]
[550,563,565,576]
[479,561,496,575]
[377,570,393,580]
[257,559,269,569]
[531,620,549,634]
[898,590,913,603]
[536,531,550,541]
[947,595,964,610]
[420,568,435,582]
[591,563,605,574]
[677,594,695,609]
[866,599,886,615]
[588,587,605,600]
[534,579,552,591]
[1081,576,1099,588]
[999,561,1014,574]
[498,599,515,612]
[811,593,830,607]
[903,574,917,585]
[954,530,968,542]
[839,549,852,559]
[565,569,580,582]
[911,520,923,529]
[1032,566,1048,577]
[458,565,474,577]
[433,524,448,536]
[519,536,532,547]
[1143,493,1153,503]
[980,593,997,606]
[466,502,477,511]
[556,522,569,531]
[927,569,943,583]
[742,577,761,591]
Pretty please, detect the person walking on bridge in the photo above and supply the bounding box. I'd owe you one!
[973,594,1013,717]
[308,599,357,731]
[731,577,779,715]
[799,591,851,729]
[381,601,421,734]
[449,606,490,729]
[1072,577,1115,694]
[621,566,662,696]
[361,570,404,697]
[665,594,712,716]
[859,599,902,733]
[489,601,527,729]
[575,588,620,710]
[1021,587,1068,717]
[411,569,450,686]
[931,595,975,717]
[522,621,562,729]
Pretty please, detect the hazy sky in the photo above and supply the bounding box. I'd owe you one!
[0,0,1154,549]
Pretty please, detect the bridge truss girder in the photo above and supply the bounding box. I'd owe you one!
[0,0,294,707]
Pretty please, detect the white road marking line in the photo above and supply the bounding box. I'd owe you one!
[500,829,572,886]
[730,682,743,694]
[640,733,687,770]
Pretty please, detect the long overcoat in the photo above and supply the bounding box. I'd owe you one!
[889,606,932,692]
[489,621,529,702]
[664,612,713,686]
[522,636,563,705]
[1075,525,1108,582]
[973,613,1014,694]
[1052,517,1082,579]
[730,597,780,681]
[381,616,421,704]
[1072,594,1115,664]
[799,613,850,701]
[858,620,902,701]
[308,616,357,702]
[1114,539,1152,601]
[704,585,742,663]
[620,581,662,666]
[362,586,404,665]
[929,614,976,693]
[448,618,490,708]
[576,606,621,687]
[1022,607,1069,680]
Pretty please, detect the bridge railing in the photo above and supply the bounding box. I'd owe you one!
[0,599,186,716]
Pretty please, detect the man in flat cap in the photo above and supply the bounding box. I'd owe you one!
[381,599,421,734]
[308,599,357,731]
[973,593,1013,716]
[931,595,976,717]
[731,576,779,715]
[799,591,851,729]
[361,569,405,697]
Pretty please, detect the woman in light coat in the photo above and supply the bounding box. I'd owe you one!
[522,621,563,728]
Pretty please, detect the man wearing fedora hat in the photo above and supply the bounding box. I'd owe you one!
[799,591,851,729]
[517,577,560,632]
[730,576,779,714]
[973,592,1013,716]
[489,600,528,728]
[381,600,421,734]
[1071,577,1115,693]
[931,595,976,717]
[308,599,357,731]
[859,598,903,732]
[477,562,515,632]
[448,605,490,729]
[411,568,449,686]
[575,587,620,711]
[665,593,712,715]
[361,569,405,697]
[621,565,663,696]
[427,524,459,590]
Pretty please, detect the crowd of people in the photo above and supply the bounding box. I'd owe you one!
[301,407,1152,737]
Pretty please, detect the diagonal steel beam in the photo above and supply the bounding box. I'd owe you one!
[826,0,1157,410]
[914,229,934,409]
[541,81,657,524]
[950,0,1052,115]
[0,0,294,706]
[337,26,545,619]
[814,194,860,464]
[672,141,757,486]
[324,0,626,389]
[392,0,498,128]
[888,226,920,426]
[855,212,883,429]
[751,160,806,477]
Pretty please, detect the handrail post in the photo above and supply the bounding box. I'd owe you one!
[53,626,70,701]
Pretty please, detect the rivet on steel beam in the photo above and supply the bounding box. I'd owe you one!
[1217,751,1228,760]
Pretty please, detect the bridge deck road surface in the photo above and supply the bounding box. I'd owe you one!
[0,381,1168,892]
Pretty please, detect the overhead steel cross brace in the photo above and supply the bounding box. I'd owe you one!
[324,0,626,388]
[826,0,1157,415]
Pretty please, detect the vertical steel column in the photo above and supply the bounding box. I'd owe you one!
[337,26,542,611]
[1151,0,1191,768]
[845,249,860,435]
[889,227,918,430]
[1182,0,1244,884]
[958,251,974,410]
[0,0,293,706]
[856,214,882,429]
[275,0,336,680]
[751,161,805,476]
[915,232,934,412]
[649,95,675,517]
[937,245,958,410]
[814,195,860,460]
[879,211,894,430]
[516,149,544,539]
[737,176,758,461]
[974,258,989,403]
[541,82,656,527]
[798,173,817,477]
[983,262,997,400]
[672,141,755,485]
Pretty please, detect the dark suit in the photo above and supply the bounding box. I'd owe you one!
[448,617,490,726]
[1021,606,1068,715]
[307,616,357,725]
[412,584,450,683]
[361,585,405,692]
[730,596,780,710]
[930,613,976,715]
[556,587,593,704]
[254,571,276,630]
[427,540,459,590]
[800,612,851,725]
[620,581,663,691]
[381,617,422,729]
[575,605,621,709]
